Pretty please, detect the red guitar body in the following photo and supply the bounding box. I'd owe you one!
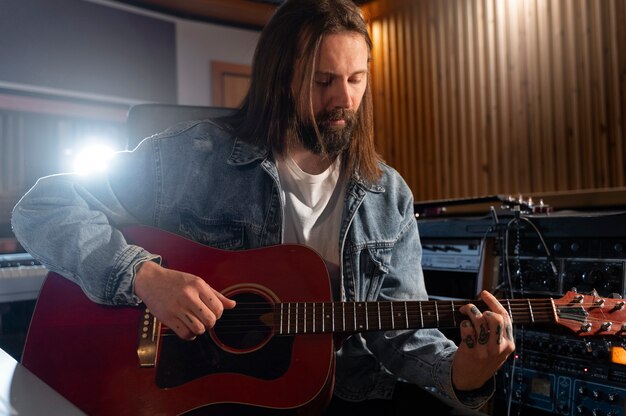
[21,226,335,415]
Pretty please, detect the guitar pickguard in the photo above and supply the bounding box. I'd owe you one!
[156,292,294,388]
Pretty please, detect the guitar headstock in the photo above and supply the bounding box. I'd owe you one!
[554,290,626,337]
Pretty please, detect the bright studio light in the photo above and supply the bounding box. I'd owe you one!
[73,144,116,174]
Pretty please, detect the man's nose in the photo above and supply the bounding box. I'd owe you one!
[331,80,353,109]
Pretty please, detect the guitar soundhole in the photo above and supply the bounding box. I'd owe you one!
[156,291,294,388]
[212,292,273,352]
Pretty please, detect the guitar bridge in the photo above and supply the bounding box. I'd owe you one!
[137,306,160,367]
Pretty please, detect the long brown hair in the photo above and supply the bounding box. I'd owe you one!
[227,0,382,183]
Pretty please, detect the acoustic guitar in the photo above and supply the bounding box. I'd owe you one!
[21,225,626,415]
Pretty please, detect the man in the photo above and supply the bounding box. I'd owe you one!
[11,0,514,414]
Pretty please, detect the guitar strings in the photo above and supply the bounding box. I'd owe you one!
[155,299,625,336]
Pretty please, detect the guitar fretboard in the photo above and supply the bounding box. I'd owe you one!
[275,299,557,335]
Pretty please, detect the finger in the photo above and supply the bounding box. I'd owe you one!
[215,290,237,309]
[459,320,476,349]
[192,287,235,330]
[199,289,225,320]
[168,317,198,341]
[461,303,489,346]
[480,291,514,341]
[480,290,510,318]
[179,309,208,336]
[459,302,482,319]
[483,311,504,345]
[193,296,219,329]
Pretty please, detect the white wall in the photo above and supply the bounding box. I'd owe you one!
[91,0,261,106]
[176,20,259,106]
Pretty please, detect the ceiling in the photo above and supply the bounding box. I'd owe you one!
[110,0,371,30]
[110,0,283,30]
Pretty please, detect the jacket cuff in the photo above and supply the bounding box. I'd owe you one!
[107,244,161,305]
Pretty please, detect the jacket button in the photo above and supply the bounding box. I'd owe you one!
[267,222,279,233]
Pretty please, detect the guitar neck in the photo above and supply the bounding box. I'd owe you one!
[274,298,556,335]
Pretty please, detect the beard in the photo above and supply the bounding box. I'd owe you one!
[299,108,357,159]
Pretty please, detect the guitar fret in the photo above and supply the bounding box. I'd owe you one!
[406,302,414,328]
[435,301,439,327]
[284,303,288,334]
[506,299,513,325]
[309,302,313,333]
[384,302,394,329]
[365,302,369,330]
[451,300,456,327]
[322,303,325,332]
[419,302,424,328]
[284,302,287,334]
[294,303,298,334]
[549,298,557,323]
[527,299,534,323]
[423,301,432,327]
[377,302,382,329]
[307,302,311,334]
[404,301,409,329]
[342,303,346,332]
[279,303,284,335]
[348,303,352,331]
[332,303,335,332]
[318,302,322,333]
[349,302,354,331]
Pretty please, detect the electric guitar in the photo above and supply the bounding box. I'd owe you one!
[21,226,626,415]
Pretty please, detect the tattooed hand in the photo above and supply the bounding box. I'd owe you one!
[451,290,515,391]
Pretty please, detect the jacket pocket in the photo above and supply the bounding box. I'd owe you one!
[357,245,392,301]
[179,210,245,250]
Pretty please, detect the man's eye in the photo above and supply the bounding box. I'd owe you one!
[315,80,331,86]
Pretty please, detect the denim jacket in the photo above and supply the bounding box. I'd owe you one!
[11,119,493,409]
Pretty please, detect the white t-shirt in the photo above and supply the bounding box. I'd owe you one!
[276,155,345,297]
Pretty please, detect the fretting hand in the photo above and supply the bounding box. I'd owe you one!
[452,290,515,390]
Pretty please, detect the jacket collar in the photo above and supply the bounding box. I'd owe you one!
[227,137,268,165]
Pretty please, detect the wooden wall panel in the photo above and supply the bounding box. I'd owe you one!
[363,0,626,202]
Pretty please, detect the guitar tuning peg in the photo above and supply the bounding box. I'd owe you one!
[600,322,613,332]
[608,293,623,299]
[590,289,600,297]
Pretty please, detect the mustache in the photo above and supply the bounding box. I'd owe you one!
[317,108,357,128]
